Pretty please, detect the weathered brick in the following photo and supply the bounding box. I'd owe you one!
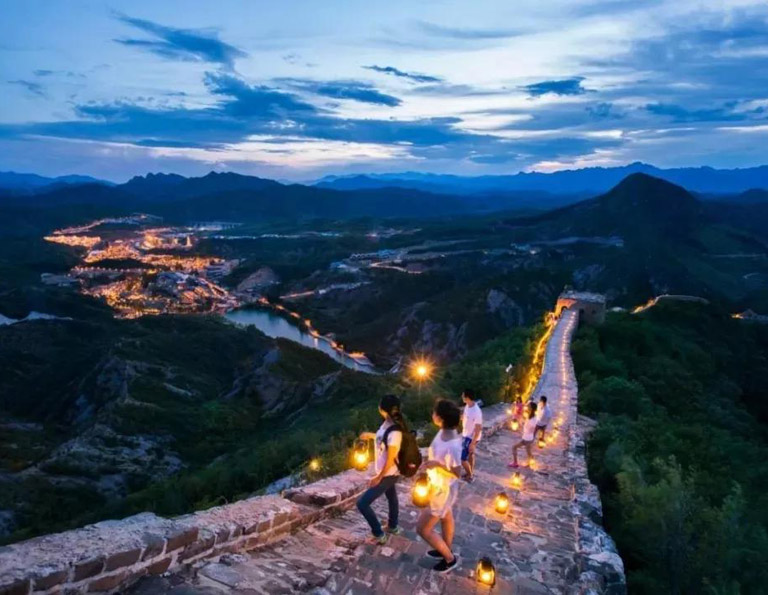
[87,571,127,592]
[214,526,231,544]
[140,533,166,561]
[105,547,142,571]
[272,511,291,527]
[0,579,30,595]
[32,568,69,591]
[145,557,172,576]
[74,557,105,582]
[178,533,215,562]
[165,527,198,552]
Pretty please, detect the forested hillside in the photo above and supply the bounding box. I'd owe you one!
[572,303,768,593]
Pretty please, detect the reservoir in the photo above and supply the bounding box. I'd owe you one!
[224,307,379,374]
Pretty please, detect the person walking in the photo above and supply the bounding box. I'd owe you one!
[509,402,538,468]
[356,394,405,544]
[535,395,552,441]
[418,399,463,573]
[460,388,482,483]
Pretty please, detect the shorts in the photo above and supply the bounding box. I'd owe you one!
[461,437,473,462]
[429,484,458,519]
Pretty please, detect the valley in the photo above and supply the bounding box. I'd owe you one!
[2,171,768,554]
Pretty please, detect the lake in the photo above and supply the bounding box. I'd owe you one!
[224,308,379,374]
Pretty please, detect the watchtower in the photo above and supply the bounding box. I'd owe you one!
[555,290,606,325]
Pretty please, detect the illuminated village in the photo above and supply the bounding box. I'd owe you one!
[44,215,240,318]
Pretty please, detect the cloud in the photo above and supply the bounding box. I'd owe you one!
[363,65,442,83]
[8,79,46,97]
[33,69,55,77]
[645,103,747,123]
[416,21,522,40]
[277,78,401,106]
[523,78,590,97]
[203,72,318,118]
[114,14,247,67]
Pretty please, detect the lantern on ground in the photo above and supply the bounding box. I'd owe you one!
[308,458,321,472]
[477,557,496,587]
[412,473,431,507]
[529,458,538,471]
[537,437,545,449]
[352,440,369,471]
[510,419,519,431]
[511,472,523,489]
[494,491,510,514]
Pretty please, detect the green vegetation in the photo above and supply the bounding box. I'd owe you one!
[572,302,768,593]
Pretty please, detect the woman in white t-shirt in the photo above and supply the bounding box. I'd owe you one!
[509,401,538,469]
[417,399,463,574]
[356,394,404,545]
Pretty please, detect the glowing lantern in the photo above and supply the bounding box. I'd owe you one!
[510,419,519,431]
[351,440,369,471]
[537,437,545,449]
[529,458,538,471]
[511,472,523,489]
[308,458,321,472]
[476,557,496,586]
[494,492,510,514]
[412,473,431,507]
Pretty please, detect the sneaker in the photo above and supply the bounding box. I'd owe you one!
[367,533,389,545]
[508,462,519,469]
[385,525,403,535]
[426,549,442,559]
[433,555,460,573]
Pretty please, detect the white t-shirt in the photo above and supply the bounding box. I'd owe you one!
[522,417,538,441]
[536,403,552,426]
[462,403,483,441]
[375,420,402,476]
[427,430,463,492]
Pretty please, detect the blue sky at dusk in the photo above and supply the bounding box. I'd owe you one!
[1,0,767,181]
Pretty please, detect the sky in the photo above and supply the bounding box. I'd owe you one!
[1,0,767,182]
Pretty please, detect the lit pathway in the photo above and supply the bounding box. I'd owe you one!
[131,311,620,594]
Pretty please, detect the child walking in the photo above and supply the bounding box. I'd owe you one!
[356,394,404,544]
[509,402,538,468]
[418,399,463,573]
[460,388,483,483]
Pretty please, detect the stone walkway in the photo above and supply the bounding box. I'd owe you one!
[129,311,621,594]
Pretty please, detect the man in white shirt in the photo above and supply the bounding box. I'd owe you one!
[460,388,483,483]
[535,395,552,440]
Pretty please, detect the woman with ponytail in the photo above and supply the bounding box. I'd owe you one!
[356,394,404,544]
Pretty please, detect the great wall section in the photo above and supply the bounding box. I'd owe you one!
[0,309,626,594]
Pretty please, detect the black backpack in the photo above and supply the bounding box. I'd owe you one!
[384,424,423,477]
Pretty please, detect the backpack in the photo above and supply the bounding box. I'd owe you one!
[384,424,423,478]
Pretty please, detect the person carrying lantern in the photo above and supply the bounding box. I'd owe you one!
[356,394,406,545]
[418,399,463,573]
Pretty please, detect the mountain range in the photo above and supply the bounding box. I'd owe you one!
[315,162,768,196]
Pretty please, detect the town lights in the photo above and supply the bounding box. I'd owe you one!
[308,458,321,472]
[494,492,510,514]
[511,471,523,489]
[351,440,370,471]
[412,473,431,507]
[476,557,496,586]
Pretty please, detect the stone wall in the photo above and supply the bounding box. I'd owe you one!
[0,311,626,594]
